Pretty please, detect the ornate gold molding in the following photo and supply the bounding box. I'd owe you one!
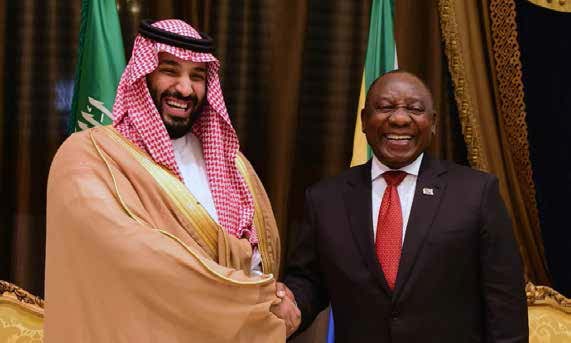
[0,280,44,310]
[437,0,488,170]
[489,0,546,273]
[526,282,571,313]
[527,0,571,12]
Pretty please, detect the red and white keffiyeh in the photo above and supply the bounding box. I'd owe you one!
[112,19,257,244]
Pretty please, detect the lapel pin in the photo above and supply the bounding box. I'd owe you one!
[422,188,434,196]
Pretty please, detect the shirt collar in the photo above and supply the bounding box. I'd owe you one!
[371,153,424,181]
[171,133,189,154]
[171,132,203,155]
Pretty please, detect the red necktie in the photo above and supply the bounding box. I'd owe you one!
[375,170,407,290]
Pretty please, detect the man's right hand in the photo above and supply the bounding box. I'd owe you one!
[271,282,301,338]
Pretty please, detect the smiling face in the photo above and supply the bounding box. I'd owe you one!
[146,52,207,139]
[361,72,436,169]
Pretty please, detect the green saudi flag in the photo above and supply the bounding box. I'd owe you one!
[350,0,397,167]
[70,0,126,133]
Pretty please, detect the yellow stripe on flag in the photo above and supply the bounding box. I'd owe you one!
[350,74,369,167]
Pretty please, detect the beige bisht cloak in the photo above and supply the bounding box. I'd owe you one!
[44,126,285,342]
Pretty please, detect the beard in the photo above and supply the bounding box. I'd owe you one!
[148,86,204,139]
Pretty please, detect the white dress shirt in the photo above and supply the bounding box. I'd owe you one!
[172,132,262,274]
[371,153,423,244]
[172,132,219,222]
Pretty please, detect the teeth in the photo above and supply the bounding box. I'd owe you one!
[166,100,188,110]
[386,135,412,140]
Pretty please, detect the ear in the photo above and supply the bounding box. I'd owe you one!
[360,108,367,133]
[430,111,438,135]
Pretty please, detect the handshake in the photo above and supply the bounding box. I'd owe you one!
[271,282,302,338]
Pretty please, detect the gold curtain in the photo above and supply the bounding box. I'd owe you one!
[117,0,212,60]
[264,0,308,244]
[0,0,5,195]
[394,0,467,164]
[0,0,81,296]
[437,0,549,284]
[0,0,5,286]
[147,0,212,29]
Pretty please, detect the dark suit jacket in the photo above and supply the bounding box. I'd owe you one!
[284,155,528,343]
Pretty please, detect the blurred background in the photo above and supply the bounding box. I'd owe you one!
[1,1,570,334]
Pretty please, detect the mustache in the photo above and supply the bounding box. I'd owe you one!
[160,91,198,104]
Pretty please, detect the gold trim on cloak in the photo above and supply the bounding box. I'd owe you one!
[235,155,275,275]
[90,126,275,286]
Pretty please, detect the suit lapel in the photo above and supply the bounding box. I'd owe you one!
[394,155,447,299]
[343,161,392,296]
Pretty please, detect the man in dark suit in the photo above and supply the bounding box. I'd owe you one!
[281,71,528,342]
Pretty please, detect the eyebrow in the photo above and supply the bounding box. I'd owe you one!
[375,95,425,102]
[158,59,207,74]
[158,59,180,68]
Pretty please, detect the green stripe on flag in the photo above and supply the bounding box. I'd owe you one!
[69,0,126,133]
[364,0,396,91]
[350,0,397,167]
